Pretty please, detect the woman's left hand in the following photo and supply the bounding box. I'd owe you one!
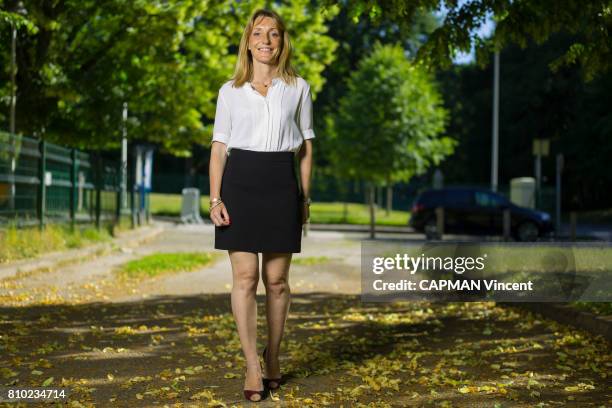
[302,202,310,224]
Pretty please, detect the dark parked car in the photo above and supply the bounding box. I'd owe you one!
[409,187,554,241]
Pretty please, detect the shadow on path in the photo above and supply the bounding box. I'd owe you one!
[1,293,610,407]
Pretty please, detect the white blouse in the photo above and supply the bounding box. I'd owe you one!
[212,76,315,154]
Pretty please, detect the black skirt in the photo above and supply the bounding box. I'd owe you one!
[214,148,303,253]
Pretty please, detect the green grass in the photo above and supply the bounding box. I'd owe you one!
[0,223,113,264]
[292,256,331,266]
[309,201,409,226]
[150,193,410,226]
[150,193,209,217]
[115,252,214,280]
[570,302,612,316]
[481,246,612,274]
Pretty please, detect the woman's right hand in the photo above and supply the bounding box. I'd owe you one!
[210,203,231,227]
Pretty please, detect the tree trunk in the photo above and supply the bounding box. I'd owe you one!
[184,154,193,188]
[369,182,376,239]
[386,183,393,215]
[8,23,17,212]
[341,179,348,222]
[8,149,16,212]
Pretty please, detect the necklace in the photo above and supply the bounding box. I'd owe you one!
[251,77,276,88]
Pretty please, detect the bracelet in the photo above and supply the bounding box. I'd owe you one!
[209,200,223,211]
[210,197,222,205]
[302,197,312,206]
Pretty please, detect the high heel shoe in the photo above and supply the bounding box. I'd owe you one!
[243,362,266,402]
[243,388,265,403]
[262,346,282,390]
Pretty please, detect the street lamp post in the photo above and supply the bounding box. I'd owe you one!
[532,138,550,209]
[491,51,500,193]
[121,102,128,208]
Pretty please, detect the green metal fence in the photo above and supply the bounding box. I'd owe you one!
[0,131,148,230]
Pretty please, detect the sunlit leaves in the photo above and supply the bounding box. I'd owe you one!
[0,0,337,155]
[0,265,610,405]
[323,0,612,82]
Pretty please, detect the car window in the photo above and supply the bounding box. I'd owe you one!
[475,192,506,207]
[419,191,443,206]
[446,190,473,206]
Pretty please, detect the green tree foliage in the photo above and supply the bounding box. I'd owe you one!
[317,7,439,118]
[330,42,455,185]
[315,6,438,169]
[0,0,337,155]
[329,42,454,235]
[322,0,612,82]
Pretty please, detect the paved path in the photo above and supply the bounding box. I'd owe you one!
[0,222,610,407]
[1,222,367,305]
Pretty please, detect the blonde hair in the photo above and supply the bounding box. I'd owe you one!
[231,9,298,88]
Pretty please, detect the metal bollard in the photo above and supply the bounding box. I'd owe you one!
[503,208,511,241]
[435,206,444,240]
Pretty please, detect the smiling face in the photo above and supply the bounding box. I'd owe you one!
[248,16,282,65]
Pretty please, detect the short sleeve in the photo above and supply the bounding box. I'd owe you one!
[298,82,315,140]
[212,90,231,144]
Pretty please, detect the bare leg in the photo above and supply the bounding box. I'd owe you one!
[262,252,292,387]
[229,250,263,400]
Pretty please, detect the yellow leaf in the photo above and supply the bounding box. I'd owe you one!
[0,368,18,379]
[350,385,364,397]
[190,390,214,400]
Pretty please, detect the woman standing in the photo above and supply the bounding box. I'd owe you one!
[208,9,315,403]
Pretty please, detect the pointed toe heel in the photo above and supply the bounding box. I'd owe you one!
[262,346,283,390]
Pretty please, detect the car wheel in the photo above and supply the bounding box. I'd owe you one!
[516,221,539,242]
[424,218,438,240]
